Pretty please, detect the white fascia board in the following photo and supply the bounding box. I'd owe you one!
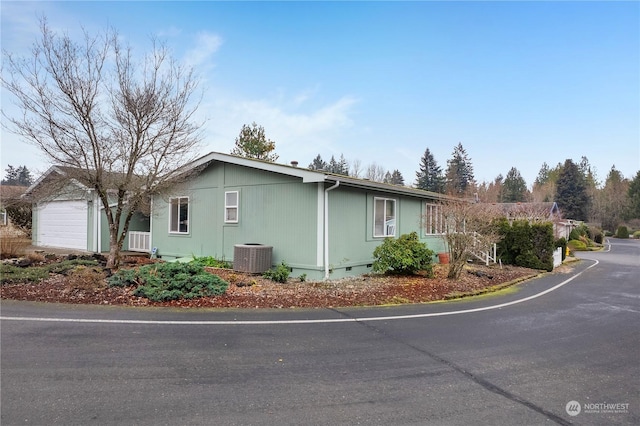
[173,151,327,183]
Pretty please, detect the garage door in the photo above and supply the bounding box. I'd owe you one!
[37,200,88,250]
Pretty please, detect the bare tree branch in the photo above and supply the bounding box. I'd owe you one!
[2,18,204,268]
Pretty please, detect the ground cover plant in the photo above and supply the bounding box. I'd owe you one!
[1,252,542,308]
[107,262,228,301]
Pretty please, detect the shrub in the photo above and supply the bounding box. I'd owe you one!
[497,220,555,271]
[190,255,232,269]
[0,237,30,259]
[65,266,107,291]
[372,232,435,276]
[0,258,100,285]
[593,230,604,244]
[569,228,581,241]
[633,230,640,239]
[263,261,291,283]
[108,262,228,301]
[615,226,630,239]
[567,240,587,251]
[0,264,49,284]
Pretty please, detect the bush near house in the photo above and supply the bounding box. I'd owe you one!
[615,226,630,239]
[372,232,435,276]
[262,261,291,283]
[496,220,554,271]
[567,240,588,251]
[108,262,228,302]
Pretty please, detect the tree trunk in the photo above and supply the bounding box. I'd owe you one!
[106,230,122,269]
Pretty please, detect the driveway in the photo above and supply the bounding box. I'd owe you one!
[1,239,638,425]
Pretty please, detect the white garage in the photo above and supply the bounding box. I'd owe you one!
[36,200,88,250]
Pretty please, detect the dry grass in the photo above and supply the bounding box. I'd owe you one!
[0,237,30,259]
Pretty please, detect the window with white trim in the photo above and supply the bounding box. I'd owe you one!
[425,203,444,235]
[1,209,7,226]
[169,197,189,233]
[225,191,239,223]
[374,197,396,237]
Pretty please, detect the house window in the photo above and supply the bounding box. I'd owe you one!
[425,203,444,235]
[374,197,396,237]
[169,197,189,234]
[225,191,239,223]
[1,209,6,226]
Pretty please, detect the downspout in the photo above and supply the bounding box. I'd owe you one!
[93,192,99,253]
[324,180,340,280]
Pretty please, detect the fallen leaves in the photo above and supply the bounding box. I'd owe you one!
[0,263,539,309]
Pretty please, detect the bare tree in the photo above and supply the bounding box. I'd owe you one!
[365,163,386,182]
[2,19,203,268]
[434,201,503,279]
[349,159,362,178]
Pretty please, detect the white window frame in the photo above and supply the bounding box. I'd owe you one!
[225,191,239,224]
[1,209,7,226]
[374,197,396,238]
[169,196,189,234]
[424,203,444,235]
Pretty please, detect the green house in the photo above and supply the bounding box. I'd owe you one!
[151,152,450,280]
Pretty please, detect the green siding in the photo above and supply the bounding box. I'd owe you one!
[151,163,319,271]
[151,161,446,280]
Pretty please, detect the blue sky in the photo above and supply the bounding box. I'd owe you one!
[2,1,639,187]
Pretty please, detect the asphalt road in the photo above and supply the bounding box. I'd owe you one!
[1,239,638,425]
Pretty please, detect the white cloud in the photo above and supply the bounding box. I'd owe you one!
[182,31,223,70]
[197,91,359,164]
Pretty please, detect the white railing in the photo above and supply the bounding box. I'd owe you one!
[128,231,151,252]
[470,232,497,265]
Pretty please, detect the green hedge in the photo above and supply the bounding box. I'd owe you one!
[497,220,554,271]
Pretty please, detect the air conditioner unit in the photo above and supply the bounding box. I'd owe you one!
[233,244,273,273]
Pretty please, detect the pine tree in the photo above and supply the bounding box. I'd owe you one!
[501,167,528,202]
[389,169,405,185]
[445,143,474,195]
[556,159,590,220]
[230,122,278,162]
[625,171,640,221]
[308,154,327,171]
[415,148,444,193]
[1,165,33,186]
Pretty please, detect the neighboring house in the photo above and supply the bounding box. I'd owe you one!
[151,152,451,280]
[0,185,29,237]
[24,166,150,253]
[490,202,576,239]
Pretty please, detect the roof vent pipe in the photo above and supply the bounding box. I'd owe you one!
[291,161,298,167]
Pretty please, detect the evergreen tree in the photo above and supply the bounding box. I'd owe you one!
[556,159,590,220]
[230,122,278,162]
[327,155,339,173]
[337,154,349,176]
[534,162,551,187]
[1,165,33,186]
[308,154,327,171]
[626,171,640,220]
[415,148,445,193]
[501,167,528,202]
[445,143,475,195]
[389,169,405,185]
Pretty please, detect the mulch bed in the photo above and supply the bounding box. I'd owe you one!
[0,258,539,309]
